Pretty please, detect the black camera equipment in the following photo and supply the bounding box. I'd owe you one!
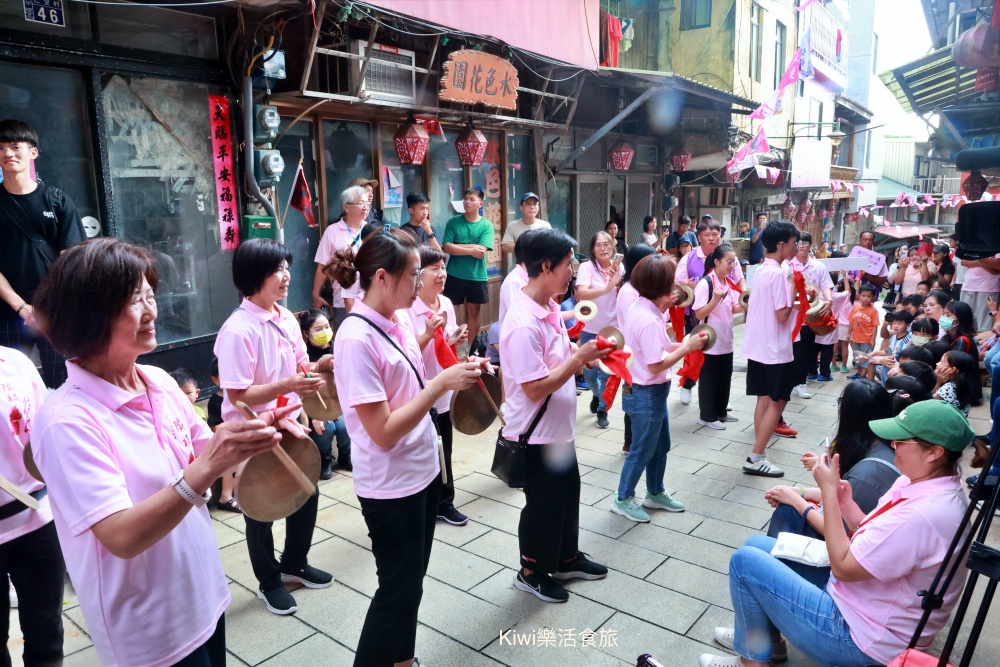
[953,147,1000,260]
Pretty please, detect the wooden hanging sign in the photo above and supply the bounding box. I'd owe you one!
[439,50,519,111]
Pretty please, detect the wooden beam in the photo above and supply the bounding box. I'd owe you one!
[421,34,441,103]
[299,0,327,93]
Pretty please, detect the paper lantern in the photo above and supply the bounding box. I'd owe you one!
[393,115,429,165]
[609,141,635,171]
[765,168,779,185]
[963,170,988,201]
[669,147,691,172]
[782,197,796,219]
[455,123,488,167]
[725,168,740,183]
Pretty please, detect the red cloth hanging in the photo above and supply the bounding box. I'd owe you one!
[675,350,705,384]
[595,335,633,412]
[433,326,460,369]
[790,271,810,341]
[668,306,686,342]
[607,16,623,68]
[566,320,586,338]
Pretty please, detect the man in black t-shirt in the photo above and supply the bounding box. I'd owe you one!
[397,192,442,250]
[0,119,85,387]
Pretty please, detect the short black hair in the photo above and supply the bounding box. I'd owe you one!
[911,317,939,337]
[916,280,932,291]
[169,367,198,388]
[924,340,950,366]
[463,187,483,201]
[523,229,578,278]
[232,238,294,297]
[892,310,915,326]
[899,360,936,395]
[798,231,813,245]
[902,293,925,309]
[514,228,543,265]
[211,356,220,378]
[696,218,721,237]
[604,220,619,231]
[897,345,932,365]
[0,119,38,147]
[857,284,876,296]
[761,220,799,252]
[406,192,429,208]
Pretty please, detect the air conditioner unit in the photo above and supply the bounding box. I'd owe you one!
[350,41,417,104]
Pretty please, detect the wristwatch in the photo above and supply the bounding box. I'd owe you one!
[170,470,211,507]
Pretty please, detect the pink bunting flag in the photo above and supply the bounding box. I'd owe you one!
[923,194,935,206]
[859,207,870,218]
[749,88,784,120]
[796,0,820,11]
[778,49,803,91]
[830,179,841,191]
[844,182,855,193]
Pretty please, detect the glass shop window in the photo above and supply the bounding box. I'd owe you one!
[102,74,238,345]
[321,120,374,224]
[427,127,463,240]
[504,133,537,271]
[0,60,101,235]
[378,123,426,228]
[0,1,93,41]
[469,131,504,278]
[545,177,573,235]
[275,117,319,313]
[97,4,218,60]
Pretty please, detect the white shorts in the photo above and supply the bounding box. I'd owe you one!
[837,324,849,341]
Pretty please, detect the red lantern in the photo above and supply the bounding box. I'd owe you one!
[669,147,691,172]
[393,115,429,165]
[455,123,488,167]
[782,197,796,219]
[963,170,988,201]
[805,210,816,225]
[765,169,779,185]
[725,168,740,183]
[609,141,635,171]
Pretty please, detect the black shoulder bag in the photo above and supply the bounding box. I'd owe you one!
[492,394,551,489]
[0,184,59,267]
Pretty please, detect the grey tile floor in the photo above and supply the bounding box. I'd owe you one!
[9,342,1000,666]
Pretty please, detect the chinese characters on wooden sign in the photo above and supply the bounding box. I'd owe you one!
[439,50,519,111]
[208,95,239,250]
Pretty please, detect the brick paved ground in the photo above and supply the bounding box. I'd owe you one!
[10,335,1000,666]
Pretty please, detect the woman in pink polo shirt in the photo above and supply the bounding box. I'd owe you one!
[501,228,610,604]
[700,400,978,667]
[29,239,287,667]
[615,243,657,454]
[575,231,624,429]
[328,229,484,667]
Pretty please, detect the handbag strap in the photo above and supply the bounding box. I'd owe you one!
[0,185,58,266]
[345,312,425,389]
[857,455,901,477]
[520,394,553,444]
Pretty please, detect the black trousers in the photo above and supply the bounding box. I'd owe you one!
[354,477,440,667]
[815,343,834,377]
[171,615,225,667]
[792,327,817,385]
[437,412,455,510]
[0,318,66,389]
[518,443,580,574]
[244,489,319,592]
[698,352,734,423]
[1,521,65,667]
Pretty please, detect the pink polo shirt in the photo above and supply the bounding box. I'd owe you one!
[785,257,835,343]
[741,258,794,364]
[624,296,671,385]
[692,274,739,355]
[500,288,577,444]
[499,264,529,324]
[400,294,458,414]
[615,282,640,326]
[334,300,439,499]
[961,253,1000,293]
[215,298,309,423]
[33,362,229,667]
[315,219,366,307]
[829,475,969,665]
[575,260,624,334]
[0,346,52,545]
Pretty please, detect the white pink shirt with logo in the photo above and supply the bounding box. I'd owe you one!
[500,288,577,444]
[334,300,439,499]
[498,263,529,324]
[400,294,459,414]
[575,260,624,334]
[33,362,229,667]
[692,273,740,356]
[315,219,366,307]
[961,253,1000,293]
[741,258,794,364]
[0,347,52,545]
[215,299,309,423]
[624,296,672,385]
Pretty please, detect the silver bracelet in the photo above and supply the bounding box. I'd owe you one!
[426,386,438,402]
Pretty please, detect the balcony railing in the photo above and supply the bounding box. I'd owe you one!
[809,4,848,80]
[912,176,962,194]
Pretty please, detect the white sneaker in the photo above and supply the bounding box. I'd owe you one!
[721,414,739,423]
[680,387,692,405]
[713,627,787,662]
[699,655,742,667]
[697,419,726,430]
[792,385,813,399]
[726,403,733,411]
[743,457,785,477]
[8,576,16,608]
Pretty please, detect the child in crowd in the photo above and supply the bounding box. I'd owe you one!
[900,293,925,319]
[868,310,913,384]
[833,275,855,373]
[207,358,240,512]
[934,350,976,417]
[910,316,938,346]
[169,367,207,421]
[679,239,692,257]
[847,284,879,380]
[299,309,352,478]
[915,280,931,297]
[898,360,936,398]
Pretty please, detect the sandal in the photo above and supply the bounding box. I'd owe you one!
[216,498,242,513]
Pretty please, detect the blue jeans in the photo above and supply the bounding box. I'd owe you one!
[730,536,876,666]
[310,416,351,462]
[579,331,610,412]
[764,504,831,589]
[985,342,1000,374]
[618,382,671,500]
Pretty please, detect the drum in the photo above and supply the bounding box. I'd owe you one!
[806,303,836,336]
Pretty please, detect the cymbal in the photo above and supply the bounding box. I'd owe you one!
[739,290,750,309]
[598,344,634,374]
[688,323,717,352]
[673,283,694,308]
[302,369,342,421]
[235,430,320,522]
[23,441,43,483]
[574,300,598,322]
[597,325,625,350]
[451,372,503,436]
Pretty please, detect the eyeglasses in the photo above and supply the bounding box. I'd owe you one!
[0,144,30,155]
[891,439,922,449]
[346,201,367,208]
[595,243,614,250]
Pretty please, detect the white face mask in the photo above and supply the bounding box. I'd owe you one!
[911,335,930,347]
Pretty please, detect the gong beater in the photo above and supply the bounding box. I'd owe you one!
[301,369,342,421]
[234,402,320,522]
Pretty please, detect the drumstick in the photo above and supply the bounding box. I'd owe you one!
[0,473,39,510]
[299,365,327,411]
[466,356,506,427]
[235,401,316,496]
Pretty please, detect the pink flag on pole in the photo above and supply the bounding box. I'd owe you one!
[749,88,783,120]
[778,49,802,90]
[796,0,820,11]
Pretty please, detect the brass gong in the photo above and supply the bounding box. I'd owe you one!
[301,369,342,421]
[23,441,43,483]
[451,372,503,436]
[234,430,321,522]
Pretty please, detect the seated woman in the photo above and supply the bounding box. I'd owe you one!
[763,380,897,588]
[700,400,981,667]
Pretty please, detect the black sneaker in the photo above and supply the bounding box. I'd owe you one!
[280,564,334,589]
[320,459,334,481]
[590,396,599,414]
[513,570,568,603]
[553,551,608,581]
[334,456,352,472]
[596,410,609,429]
[257,586,297,615]
[437,505,469,526]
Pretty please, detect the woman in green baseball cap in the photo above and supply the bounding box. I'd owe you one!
[700,400,986,667]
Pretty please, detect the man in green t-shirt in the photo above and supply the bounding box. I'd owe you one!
[442,187,493,338]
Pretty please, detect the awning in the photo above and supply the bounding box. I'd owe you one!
[876,176,920,201]
[595,67,757,114]
[879,46,978,115]
[873,224,943,239]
